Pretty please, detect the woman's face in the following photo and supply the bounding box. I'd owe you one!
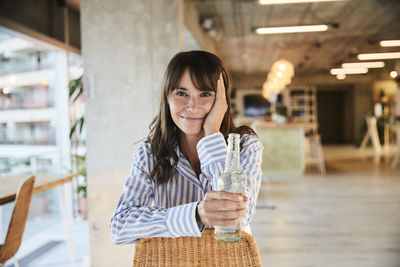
[168,69,216,137]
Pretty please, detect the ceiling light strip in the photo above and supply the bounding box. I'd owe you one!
[255,24,329,34]
[379,40,400,47]
[259,0,348,4]
[341,61,385,69]
[357,52,400,60]
[330,68,368,75]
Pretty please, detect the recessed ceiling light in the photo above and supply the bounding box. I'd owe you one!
[2,88,10,94]
[358,52,400,60]
[341,61,385,69]
[202,18,213,30]
[390,71,398,78]
[379,40,400,47]
[259,0,348,4]
[330,68,368,75]
[336,73,346,80]
[255,24,330,34]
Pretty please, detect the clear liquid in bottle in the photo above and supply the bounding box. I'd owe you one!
[215,133,244,243]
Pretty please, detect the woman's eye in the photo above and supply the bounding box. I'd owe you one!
[176,91,187,96]
[200,92,212,97]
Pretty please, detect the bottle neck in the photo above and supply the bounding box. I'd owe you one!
[225,134,240,173]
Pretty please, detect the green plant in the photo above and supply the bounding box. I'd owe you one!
[69,76,84,138]
[275,104,287,117]
[72,154,87,196]
[69,75,87,197]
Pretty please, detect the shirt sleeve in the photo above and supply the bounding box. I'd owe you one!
[239,134,264,226]
[196,132,227,189]
[110,142,201,245]
[196,132,264,227]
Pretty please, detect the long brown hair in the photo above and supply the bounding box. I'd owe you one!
[148,50,255,184]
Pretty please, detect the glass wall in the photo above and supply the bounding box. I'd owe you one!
[0,26,88,266]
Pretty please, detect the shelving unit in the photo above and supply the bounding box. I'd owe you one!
[283,85,318,133]
[282,86,326,174]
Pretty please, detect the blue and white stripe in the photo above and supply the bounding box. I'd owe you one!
[110,132,263,244]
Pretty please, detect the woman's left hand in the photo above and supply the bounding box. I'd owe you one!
[203,73,228,136]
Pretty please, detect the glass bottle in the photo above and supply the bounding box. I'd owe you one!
[215,133,244,243]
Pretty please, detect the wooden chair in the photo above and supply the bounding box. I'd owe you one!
[0,176,35,267]
[133,228,262,267]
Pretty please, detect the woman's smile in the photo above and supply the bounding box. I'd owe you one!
[179,115,204,120]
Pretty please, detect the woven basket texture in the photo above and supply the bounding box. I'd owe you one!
[133,228,262,267]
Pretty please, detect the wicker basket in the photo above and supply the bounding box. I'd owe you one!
[133,228,262,267]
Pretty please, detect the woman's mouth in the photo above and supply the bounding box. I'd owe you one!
[179,115,203,120]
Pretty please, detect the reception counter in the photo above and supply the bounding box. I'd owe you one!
[252,120,311,176]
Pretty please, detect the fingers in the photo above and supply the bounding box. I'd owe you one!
[203,73,228,136]
[206,190,244,201]
[203,198,247,211]
[218,73,226,103]
[216,73,227,110]
[198,201,246,226]
[197,191,248,226]
[206,209,246,226]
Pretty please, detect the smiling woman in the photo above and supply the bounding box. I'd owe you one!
[110,50,264,245]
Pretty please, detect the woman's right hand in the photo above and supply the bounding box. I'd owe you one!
[197,191,248,226]
[203,74,228,136]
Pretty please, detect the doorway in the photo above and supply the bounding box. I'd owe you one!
[317,85,354,144]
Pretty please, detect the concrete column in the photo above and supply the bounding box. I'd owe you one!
[80,1,180,266]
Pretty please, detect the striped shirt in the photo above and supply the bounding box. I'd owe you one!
[110,132,263,244]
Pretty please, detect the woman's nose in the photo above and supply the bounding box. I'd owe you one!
[187,96,198,111]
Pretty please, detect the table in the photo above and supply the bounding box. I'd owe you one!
[0,173,76,205]
[0,173,78,267]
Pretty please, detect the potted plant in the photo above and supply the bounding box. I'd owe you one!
[272,104,287,124]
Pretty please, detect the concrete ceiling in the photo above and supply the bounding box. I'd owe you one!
[1,0,399,81]
[191,0,400,76]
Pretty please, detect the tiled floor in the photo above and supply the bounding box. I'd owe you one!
[3,145,400,267]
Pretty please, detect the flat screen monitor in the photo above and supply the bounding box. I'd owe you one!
[243,94,270,117]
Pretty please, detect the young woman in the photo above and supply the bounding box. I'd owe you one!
[110,50,263,244]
